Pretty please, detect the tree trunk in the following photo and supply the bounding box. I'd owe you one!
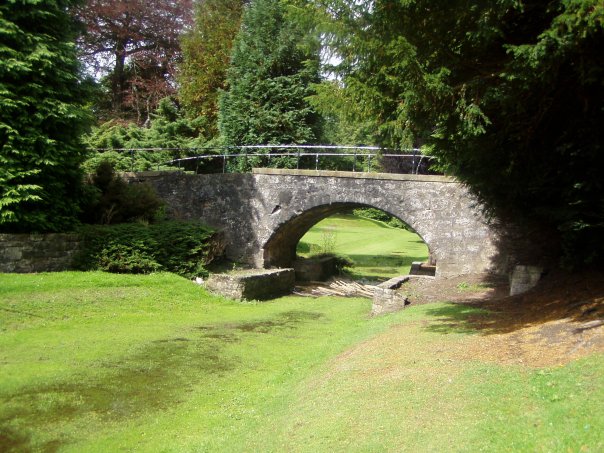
[112,39,126,114]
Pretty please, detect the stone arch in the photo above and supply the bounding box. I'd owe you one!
[262,202,432,269]
[138,170,503,277]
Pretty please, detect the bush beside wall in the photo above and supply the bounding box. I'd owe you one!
[0,222,224,277]
[74,222,225,278]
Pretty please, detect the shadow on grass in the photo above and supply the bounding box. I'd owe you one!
[344,253,428,281]
[0,310,323,452]
[421,270,604,337]
[422,304,490,335]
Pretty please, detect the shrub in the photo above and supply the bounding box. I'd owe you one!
[75,222,223,278]
[81,161,164,224]
[331,254,354,274]
[352,208,410,230]
[98,242,162,274]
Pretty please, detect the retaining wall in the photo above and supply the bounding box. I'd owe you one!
[0,234,81,273]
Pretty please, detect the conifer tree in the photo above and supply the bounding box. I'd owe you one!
[0,0,91,232]
[218,0,322,148]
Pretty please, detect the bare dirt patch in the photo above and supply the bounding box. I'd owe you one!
[400,270,604,367]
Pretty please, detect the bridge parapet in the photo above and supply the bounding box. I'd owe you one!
[251,168,456,183]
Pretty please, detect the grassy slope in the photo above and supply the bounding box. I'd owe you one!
[1,273,602,452]
[0,272,401,452]
[297,214,429,280]
[251,305,604,452]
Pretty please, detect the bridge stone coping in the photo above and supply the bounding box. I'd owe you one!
[132,169,514,278]
[251,167,457,183]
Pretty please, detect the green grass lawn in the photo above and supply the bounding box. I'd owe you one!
[1,272,602,452]
[297,214,429,281]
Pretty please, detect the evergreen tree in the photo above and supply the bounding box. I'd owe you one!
[180,0,245,138]
[218,0,322,149]
[0,0,91,232]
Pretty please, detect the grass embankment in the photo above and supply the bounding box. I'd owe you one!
[297,214,429,280]
[1,272,602,452]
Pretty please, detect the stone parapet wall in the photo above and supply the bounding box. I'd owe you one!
[0,233,81,273]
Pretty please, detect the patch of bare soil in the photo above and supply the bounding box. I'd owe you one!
[401,270,604,367]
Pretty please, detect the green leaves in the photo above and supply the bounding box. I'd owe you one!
[218,0,322,150]
[75,221,218,278]
[319,0,604,266]
[0,0,91,233]
[179,0,245,137]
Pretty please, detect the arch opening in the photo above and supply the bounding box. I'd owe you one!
[263,203,431,281]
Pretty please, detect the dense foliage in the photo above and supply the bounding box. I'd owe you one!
[0,0,91,233]
[80,161,164,224]
[82,98,209,172]
[352,207,408,230]
[179,0,245,138]
[218,0,322,151]
[75,221,221,277]
[75,0,193,122]
[315,0,604,265]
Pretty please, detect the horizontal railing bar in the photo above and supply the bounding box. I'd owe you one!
[161,152,434,164]
[90,144,435,174]
[90,145,421,153]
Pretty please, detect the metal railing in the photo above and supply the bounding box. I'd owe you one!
[90,145,436,175]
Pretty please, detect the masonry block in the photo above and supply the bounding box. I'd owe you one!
[205,268,295,300]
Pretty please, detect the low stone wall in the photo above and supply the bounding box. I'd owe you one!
[205,268,295,300]
[294,256,336,282]
[371,276,412,316]
[0,233,81,273]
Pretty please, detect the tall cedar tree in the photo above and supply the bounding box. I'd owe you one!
[0,0,91,232]
[75,0,192,122]
[218,0,322,147]
[179,0,245,138]
[318,0,604,265]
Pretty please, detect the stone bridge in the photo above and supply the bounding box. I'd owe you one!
[133,168,512,277]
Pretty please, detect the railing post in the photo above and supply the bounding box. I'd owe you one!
[367,154,372,172]
[130,149,134,172]
[297,149,300,169]
[412,148,417,174]
[222,154,226,173]
[353,152,357,172]
[315,153,319,170]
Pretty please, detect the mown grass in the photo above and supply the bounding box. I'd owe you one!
[1,272,602,452]
[0,272,401,452]
[297,214,429,280]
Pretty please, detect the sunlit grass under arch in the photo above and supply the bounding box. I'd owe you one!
[296,213,429,281]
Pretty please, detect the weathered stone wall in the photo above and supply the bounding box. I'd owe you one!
[131,169,512,277]
[205,268,295,300]
[0,234,81,273]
